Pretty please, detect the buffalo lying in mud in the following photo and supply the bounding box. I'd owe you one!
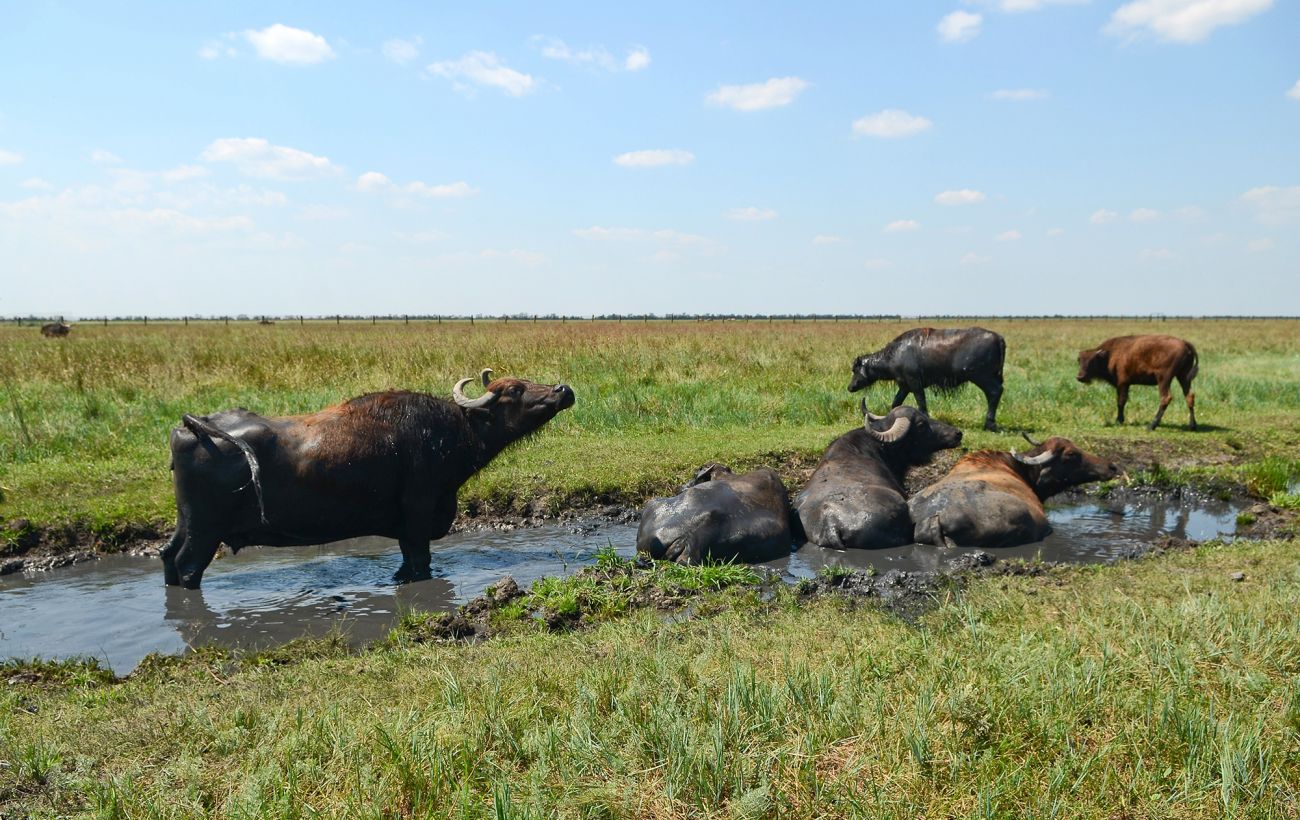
[637,464,794,564]
[40,322,71,338]
[795,404,963,549]
[910,434,1120,548]
[164,370,575,588]
[1077,334,1199,430]
[849,326,1006,431]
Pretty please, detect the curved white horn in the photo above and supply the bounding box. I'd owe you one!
[480,368,494,387]
[1013,449,1056,466]
[860,398,888,423]
[453,377,499,409]
[866,414,911,443]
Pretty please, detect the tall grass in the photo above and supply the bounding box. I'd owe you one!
[2,318,1298,530]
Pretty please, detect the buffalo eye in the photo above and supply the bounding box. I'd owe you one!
[510,384,525,397]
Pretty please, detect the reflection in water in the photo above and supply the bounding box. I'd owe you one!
[1,496,1241,674]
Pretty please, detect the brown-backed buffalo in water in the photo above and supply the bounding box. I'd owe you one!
[40,322,71,338]
[795,405,963,549]
[1077,335,1198,430]
[163,369,574,588]
[910,434,1119,548]
[849,326,1006,431]
[637,464,794,565]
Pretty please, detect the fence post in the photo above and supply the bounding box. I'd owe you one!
[184,316,188,326]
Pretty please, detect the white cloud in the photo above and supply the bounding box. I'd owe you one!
[356,171,392,192]
[161,165,208,183]
[394,229,449,244]
[1240,185,1300,224]
[20,177,54,190]
[382,37,422,65]
[573,225,724,255]
[298,204,349,221]
[864,257,893,270]
[935,189,986,205]
[1130,207,1161,222]
[995,229,1022,241]
[1289,80,1300,100]
[991,88,1049,101]
[988,0,1089,10]
[938,11,983,42]
[1139,247,1176,261]
[853,109,932,139]
[1106,0,1274,44]
[961,252,992,265]
[0,149,23,165]
[538,38,617,70]
[884,219,920,233]
[812,234,844,245]
[1047,227,1066,236]
[1246,237,1274,253]
[706,77,810,111]
[613,149,694,168]
[1174,205,1206,221]
[428,51,538,96]
[1090,208,1119,224]
[90,149,123,165]
[244,24,335,65]
[625,47,651,71]
[201,137,341,181]
[726,206,777,221]
[405,180,478,198]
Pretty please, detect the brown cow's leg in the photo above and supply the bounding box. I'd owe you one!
[394,488,443,583]
[161,524,185,586]
[1149,378,1173,430]
[890,385,909,409]
[1115,384,1129,425]
[977,378,1003,431]
[913,387,929,416]
[174,532,222,589]
[1178,374,1198,430]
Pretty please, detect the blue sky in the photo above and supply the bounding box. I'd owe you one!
[1,0,1296,317]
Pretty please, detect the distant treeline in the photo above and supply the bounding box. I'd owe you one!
[7,313,1298,325]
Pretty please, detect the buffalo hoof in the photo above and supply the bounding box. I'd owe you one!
[1188,423,1199,432]
[984,422,1001,432]
[163,564,181,586]
[180,576,203,590]
[394,565,433,584]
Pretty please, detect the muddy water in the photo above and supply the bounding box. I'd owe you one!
[0,496,1241,674]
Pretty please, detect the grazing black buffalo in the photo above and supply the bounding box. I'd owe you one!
[637,464,794,564]
[910,434,1120,548]
[40,322,71,338]
[164,369,574,588]
[795,405,963,549]
[848,327,1006,431]
[1077,335,1199,430]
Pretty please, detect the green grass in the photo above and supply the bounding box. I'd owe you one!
[3,318,1299,541]
[3,538,1298,816]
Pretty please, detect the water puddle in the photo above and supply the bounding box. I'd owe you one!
[1,495,1242,674]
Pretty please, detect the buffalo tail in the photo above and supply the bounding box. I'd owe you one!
[181,413,268,524]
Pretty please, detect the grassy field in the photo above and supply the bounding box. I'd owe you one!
[3,318,1299,542]
[3,538,1298,816]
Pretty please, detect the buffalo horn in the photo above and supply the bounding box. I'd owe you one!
[1021,432,1044,447]
[480,368,494,387]
[866,414,911,443]
[860,398,889,423]
[1013,449,1056,467]
[453,377,500,409]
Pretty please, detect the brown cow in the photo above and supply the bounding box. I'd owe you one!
[910,435,1120,548]
[40,322,71,338]
[1077,335,1198,430]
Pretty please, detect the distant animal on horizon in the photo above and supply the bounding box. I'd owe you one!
[848,326,1006,431]
[40,322,71,338]
[1076,334,1198,430]
[910,433,1120,548]
[637,463,794,565]
[795,403,963,549]
[163,369,575,589]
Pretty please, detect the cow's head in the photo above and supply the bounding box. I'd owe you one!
[1076,348,1108,383]
[848,354,882,392]
[453,368,575,438]
[1014,434,1119,499]
[862,401,963,464]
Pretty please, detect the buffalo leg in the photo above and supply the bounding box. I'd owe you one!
[395,539,432,583]
[1149,377,1174,430]
[1115,384,1129,425]
[912,387,929,415]
[977,378,1003,431]
[394,489,452,583]
[161,523,186,586]
[173,531,222,590]
[890,385,910,408]
[1178,374,1198,430]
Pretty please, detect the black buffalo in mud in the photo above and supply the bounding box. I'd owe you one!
[910,435,1119,548]
[637,464,794,565]
[795,405,962,549]
[164,370,574,589]
[1077,334,1199,431]
[848,327,1006,431]
[40,321,71,338]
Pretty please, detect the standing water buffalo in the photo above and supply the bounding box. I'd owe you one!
[40,322,71,338]
[164,370,574,588]
[795,404,963,549]
[1077,335,1198,430]
[910,434,1120,548]
[637,464,793,564]
[848,327,1006,431]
